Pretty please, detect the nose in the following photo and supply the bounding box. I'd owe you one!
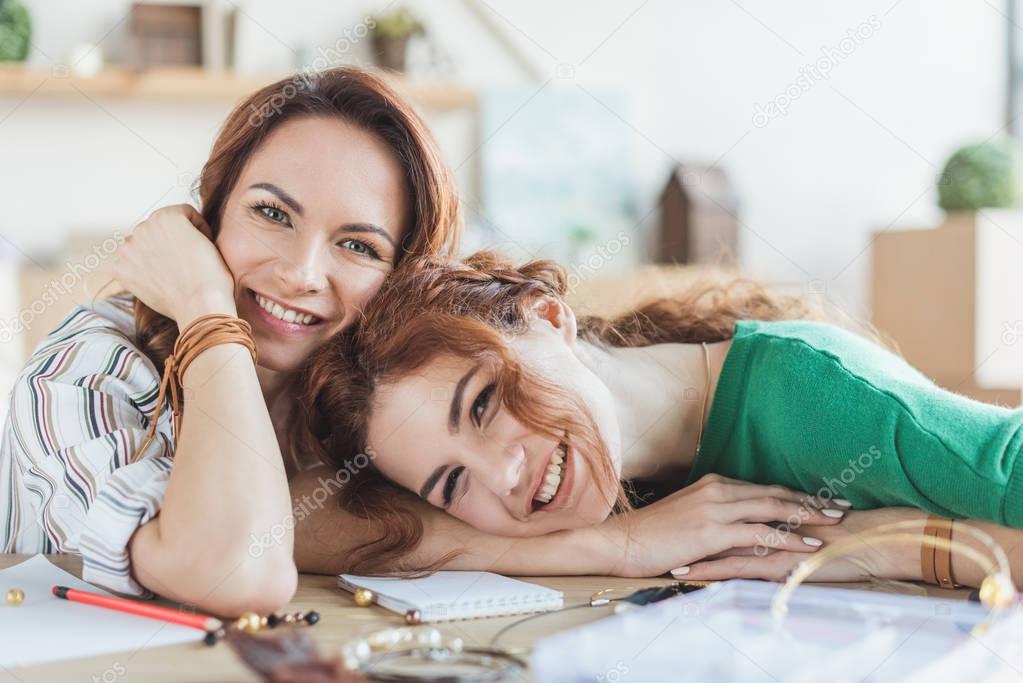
[470,442,525,498]
[273,237,329,296]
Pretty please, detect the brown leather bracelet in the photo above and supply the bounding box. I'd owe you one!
[131,314,257,463]
[921,514,959,589]
[921,516,938,585]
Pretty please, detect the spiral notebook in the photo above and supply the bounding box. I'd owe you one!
[338,571,564,622]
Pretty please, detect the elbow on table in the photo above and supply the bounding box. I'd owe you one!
[202,556,299,616]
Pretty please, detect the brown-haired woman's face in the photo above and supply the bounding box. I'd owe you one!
[366,302,624,536]
[216,115,407,373]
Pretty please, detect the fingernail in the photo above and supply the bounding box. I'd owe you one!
[802,536,823,547]
[834,499,852,508]
[821,508,845,518]
[671,566,690,575]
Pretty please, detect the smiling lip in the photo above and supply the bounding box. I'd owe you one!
[244,288,329,337]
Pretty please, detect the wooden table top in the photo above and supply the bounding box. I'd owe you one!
[0,554,969,682]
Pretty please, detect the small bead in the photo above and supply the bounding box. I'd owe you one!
[5,588,24,606]
[282,613,296,624]
[266,613,282,628]
[203,630,219,646]
[404,609,421,625]
[353,588,376,607]
[235,612,262,633]
[304,611,320,625]
[980,573,1017,609]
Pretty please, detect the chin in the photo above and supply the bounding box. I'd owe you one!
[251,343,314,374]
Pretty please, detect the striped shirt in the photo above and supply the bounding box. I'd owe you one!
[0,295,174,597]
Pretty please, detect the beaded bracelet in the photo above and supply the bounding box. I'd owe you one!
[203,609,320,646]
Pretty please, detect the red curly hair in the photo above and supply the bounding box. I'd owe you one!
[301,250,892,574]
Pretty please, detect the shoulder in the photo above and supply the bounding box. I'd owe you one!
[29,294,138,356]
[14,294,160,402]
[731,318,930,388]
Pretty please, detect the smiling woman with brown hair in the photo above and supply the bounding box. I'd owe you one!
[0,66,461,614]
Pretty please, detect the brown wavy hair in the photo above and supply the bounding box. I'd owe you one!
[133,66,461,375]
[300,250,894,574]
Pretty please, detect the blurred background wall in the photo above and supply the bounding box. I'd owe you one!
[0,0,1018,410]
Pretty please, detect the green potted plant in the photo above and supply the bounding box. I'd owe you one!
[937,139,1023,213]
[369,6,423,72]
[0,0,30,63]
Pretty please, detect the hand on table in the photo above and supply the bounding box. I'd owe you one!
[679,506,928,583]
[609,474,850,578]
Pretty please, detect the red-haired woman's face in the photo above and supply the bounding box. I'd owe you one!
[366,299,624,536]
[216,116,407,373]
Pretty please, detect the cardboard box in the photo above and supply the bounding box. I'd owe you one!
[871,210,1023,406]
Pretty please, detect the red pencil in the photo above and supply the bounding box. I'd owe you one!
[52,586,222,632]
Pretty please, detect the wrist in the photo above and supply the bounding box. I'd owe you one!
[898,512,928,583]
[174,291,238,330]
[582,518,630,576]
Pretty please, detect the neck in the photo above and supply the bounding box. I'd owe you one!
[576,337,730,481]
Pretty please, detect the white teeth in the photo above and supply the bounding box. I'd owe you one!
[254,294,319,326]
[533,443,567,506]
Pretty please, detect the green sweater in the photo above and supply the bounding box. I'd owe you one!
[686,319,1023,527]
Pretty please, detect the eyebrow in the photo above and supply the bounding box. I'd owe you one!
[419,464,447,500]
[449,364,481,435]
[418,364,483,501]
[249,182,303,216]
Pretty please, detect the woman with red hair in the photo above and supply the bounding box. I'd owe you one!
[304,250,1023,588]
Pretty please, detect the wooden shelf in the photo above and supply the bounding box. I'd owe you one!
[0,64,476,111]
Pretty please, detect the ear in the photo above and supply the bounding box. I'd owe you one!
[530,296,577,347]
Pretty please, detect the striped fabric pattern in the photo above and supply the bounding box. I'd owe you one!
[0,295,174,596]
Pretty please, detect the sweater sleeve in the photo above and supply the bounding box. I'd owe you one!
[689,320,1023,527]
[0,302,175,596]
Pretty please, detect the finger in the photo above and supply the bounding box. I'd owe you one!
[704,478,825,506]
[724,481,852,511]
[673,554,798,582]
[715,497,845,526]
[689,475,853,512]
[179,205,213,238]
[704,546,777,560]
[725,523,825,555]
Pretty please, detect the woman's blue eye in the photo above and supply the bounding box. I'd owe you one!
[256,204,289,225]
[339,239,380,259]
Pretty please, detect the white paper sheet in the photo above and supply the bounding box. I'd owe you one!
[0,554,203,668]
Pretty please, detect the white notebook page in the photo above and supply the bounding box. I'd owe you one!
[339,571,564,622]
